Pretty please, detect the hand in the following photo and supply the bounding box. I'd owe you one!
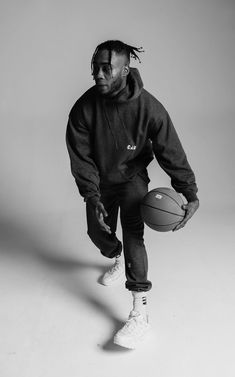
[95,201,111,234]
[173,199,199,231]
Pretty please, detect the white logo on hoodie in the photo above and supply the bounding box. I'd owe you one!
[127,145,136,150]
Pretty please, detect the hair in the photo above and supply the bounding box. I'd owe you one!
[91,40,144,74]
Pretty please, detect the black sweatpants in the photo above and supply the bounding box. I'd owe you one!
[86,173,152,292]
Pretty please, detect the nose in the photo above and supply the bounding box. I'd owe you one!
[95,67,105,80]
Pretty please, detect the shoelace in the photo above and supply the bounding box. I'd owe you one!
[121,313,148,335]
[108,261,122,274]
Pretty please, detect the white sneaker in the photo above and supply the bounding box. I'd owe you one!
[100,258,125,286]
[113,310,150,349]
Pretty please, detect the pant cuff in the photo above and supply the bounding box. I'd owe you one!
[100,240,122,259]
[125,280,152,292]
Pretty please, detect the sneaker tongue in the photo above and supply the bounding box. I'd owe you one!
[129,310,140,318]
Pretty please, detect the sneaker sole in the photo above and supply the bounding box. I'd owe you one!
[113,326,151,349]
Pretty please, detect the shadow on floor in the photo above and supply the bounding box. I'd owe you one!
[83,295,132,353]
[0,216,129,352]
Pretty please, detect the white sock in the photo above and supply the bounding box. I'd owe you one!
[131,291,148,320]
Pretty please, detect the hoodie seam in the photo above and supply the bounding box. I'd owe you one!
[115,105,132,147]
[102,102,119,150]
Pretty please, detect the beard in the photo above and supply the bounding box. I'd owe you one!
[108,75,126,96]
[96,74,126,98]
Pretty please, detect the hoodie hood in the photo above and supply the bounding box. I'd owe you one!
[98,67,143,104]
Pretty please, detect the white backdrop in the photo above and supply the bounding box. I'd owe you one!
[1,2,235,376]
[0,0,234,224]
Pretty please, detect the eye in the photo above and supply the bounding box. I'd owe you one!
[92,64,112,76]
[102,65,111,74]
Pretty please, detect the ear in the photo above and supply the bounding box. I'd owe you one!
[122,65,130,77]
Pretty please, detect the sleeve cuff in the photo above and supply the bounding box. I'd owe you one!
[183,191,199,202]
[85,195,101,206]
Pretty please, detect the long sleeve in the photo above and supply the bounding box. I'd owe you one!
[66,114,101,204]
[149,109,198,202]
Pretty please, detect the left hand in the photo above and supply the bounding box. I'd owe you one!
[173,199,199,231]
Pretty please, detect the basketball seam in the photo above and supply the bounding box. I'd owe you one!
[151,190,183,208]
[145,220,180,227]
[142,203,185,218]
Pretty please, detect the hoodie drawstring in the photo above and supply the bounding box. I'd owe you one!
[103,104,119,150]
[116,105,133,146]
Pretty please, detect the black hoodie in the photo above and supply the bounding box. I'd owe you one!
[66,68,198,204]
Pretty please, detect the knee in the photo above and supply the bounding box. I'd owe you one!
[121,215,144,235]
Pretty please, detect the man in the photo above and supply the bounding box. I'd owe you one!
[66,40,199,349]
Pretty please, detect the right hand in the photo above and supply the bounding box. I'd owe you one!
[95,201,111,234]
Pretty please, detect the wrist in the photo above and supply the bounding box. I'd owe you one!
[183,192,199,203]
[86,195,101,207]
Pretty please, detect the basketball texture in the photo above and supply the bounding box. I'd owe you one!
[140,187,185,232]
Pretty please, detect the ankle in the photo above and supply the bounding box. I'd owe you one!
[131,291,148,320]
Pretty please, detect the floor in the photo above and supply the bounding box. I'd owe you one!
[0,205,234,377]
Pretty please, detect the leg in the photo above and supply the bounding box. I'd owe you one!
[119,174,152,292]
[113,175,152,349]
[86,187,122,259]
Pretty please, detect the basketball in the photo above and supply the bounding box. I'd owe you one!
[140,187,185,232]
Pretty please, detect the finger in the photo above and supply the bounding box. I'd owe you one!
[96,210,103,222]
[173,221,186,231]
[96,207,105,220]
[102,208,108,217]
[184,208,194,222]
[95,209,111,233]
[173,212,190,231]
[101,223,111,234]
[173,203,198,231]
[104,226,112,234]
[98,218,111,234]
[97,203,108,217]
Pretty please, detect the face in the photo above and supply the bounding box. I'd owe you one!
[92,49,129,97]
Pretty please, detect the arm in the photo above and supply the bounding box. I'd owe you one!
[66,114,101,205]
[66,114,111,233]
[149,108,199,230]
[150,109,198,202]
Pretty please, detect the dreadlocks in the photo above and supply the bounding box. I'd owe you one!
[91,40,144,75]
